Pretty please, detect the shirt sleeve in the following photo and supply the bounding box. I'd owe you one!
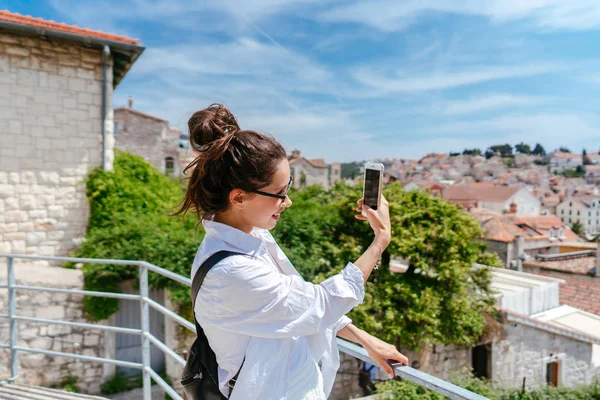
[194,256,365,339]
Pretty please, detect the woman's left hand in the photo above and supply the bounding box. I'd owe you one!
[361,333,409,377]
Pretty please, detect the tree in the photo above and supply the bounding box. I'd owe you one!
[515,142,531,154]
[449,152,460,157]
[463,149,482,156]
[488,144,513,157]
[532,143,546,156]
[583,149,592,166]
[558,146,571,153]
[572,221,584,236]
[328,183,500,350]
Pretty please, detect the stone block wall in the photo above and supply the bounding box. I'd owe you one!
[492,322,597,388]
[0,262,107,394]
[0,31,114,259]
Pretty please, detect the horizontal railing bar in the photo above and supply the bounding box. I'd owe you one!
[139,261,191,287]
[1,253,192,288]
[144,332,186,367]
[144,296,196,333]
[0,285,7,289]
[337,339,489,400]
[0,314,8,319]
[146,367,184,400]
[0,253,140,266]
[13,346,144,369]
[12,285,141,300]
[13,316,143,335]
[0,344,9,349]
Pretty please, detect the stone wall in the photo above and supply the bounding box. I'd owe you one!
[330,351,364,400]
[0,31,114,259]
[492,321,597,388]
[0,262,107,394]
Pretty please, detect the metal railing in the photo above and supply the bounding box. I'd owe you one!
[0,253,488,400]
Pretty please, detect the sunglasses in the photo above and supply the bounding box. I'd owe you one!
[252,176,293,201]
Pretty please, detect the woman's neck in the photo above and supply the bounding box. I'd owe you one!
[214,211,253,234]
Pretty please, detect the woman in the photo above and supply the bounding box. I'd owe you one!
[176,104,408,399]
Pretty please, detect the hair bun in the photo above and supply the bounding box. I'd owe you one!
[188,104,240,151]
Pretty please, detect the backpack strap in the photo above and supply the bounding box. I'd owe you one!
[191,250,246,396]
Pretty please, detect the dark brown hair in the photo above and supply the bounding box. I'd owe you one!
[174,104,286,220]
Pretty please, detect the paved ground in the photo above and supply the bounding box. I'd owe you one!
[0,382,108,400]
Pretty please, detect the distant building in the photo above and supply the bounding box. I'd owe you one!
[443,185,541,216]
[585,165,600,185]
[548,152,583,172]
[556,195,600,235]
[113,98,181,177]
[288,150,340,189]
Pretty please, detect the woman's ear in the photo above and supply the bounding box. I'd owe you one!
[229,189,247,210]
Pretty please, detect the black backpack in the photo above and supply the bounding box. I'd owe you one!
[181,251,245,400]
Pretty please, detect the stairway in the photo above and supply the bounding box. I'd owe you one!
[0,383,108,400]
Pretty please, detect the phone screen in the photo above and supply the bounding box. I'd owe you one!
[364,168,381,210]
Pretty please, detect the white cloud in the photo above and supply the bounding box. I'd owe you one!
[438,94,551,115]
[318,0,600,32]
[352,64,559,94]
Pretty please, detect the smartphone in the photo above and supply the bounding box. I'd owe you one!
[362,162,384,217]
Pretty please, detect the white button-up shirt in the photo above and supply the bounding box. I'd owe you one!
[192,219,365,400]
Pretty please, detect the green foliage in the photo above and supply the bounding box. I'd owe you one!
[67,152,201,321]
[488,144,513,158]
[340,161,364,179]
[532,143,546,156]
[502,158,514,168]
[290,182,498,350]
[571,221,584,236]
[376,374,600,400]
[559,147,571,153]
[463,148,482,156]
[562,167,586,178]
[533,159,548,166]
[101,370,172,395]
[515,142,532,155]
[51,375,78,393]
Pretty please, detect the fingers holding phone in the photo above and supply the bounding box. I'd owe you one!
[355,162,391,244]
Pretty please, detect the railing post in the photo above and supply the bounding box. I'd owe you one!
[140,264,152,400]
[8,256,18,378]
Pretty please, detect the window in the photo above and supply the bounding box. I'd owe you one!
[569,210,572,215]
[113,122,119,137]
[569,218,572,223]
[589,220,591,225]
[589,212,592,217]
[165,157,175,176]
[546,361,559,387]
[569,202,572,206]
[577,210,580,216]
[472,345,490,379]
[561,210,564,215]
[561,217,564,222]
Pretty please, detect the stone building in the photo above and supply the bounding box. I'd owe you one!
[0,10,143,258]
[557,195,600,235]
[113,98,182,177]
[0,10,142,393]
[288,149,339,189]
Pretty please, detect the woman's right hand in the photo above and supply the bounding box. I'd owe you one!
[355,196,391,247]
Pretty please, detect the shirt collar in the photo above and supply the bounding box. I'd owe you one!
[202,219,263,255]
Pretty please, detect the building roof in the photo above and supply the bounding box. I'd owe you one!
[114,107,168,123]
[552,275,600,316]
[0,10,143,87]
[288,155,328,169]
[443,185,520,203]
[501,307,600,345]
[524,253,597,276]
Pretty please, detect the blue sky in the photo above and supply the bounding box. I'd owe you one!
[8,1,600,162]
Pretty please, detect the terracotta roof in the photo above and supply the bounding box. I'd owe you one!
[524,255,596,276]
[443,185,520,202]
[0,10,140,45]
[114,107,167,123]
[552,275,600,316]
[308,158,327,168]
